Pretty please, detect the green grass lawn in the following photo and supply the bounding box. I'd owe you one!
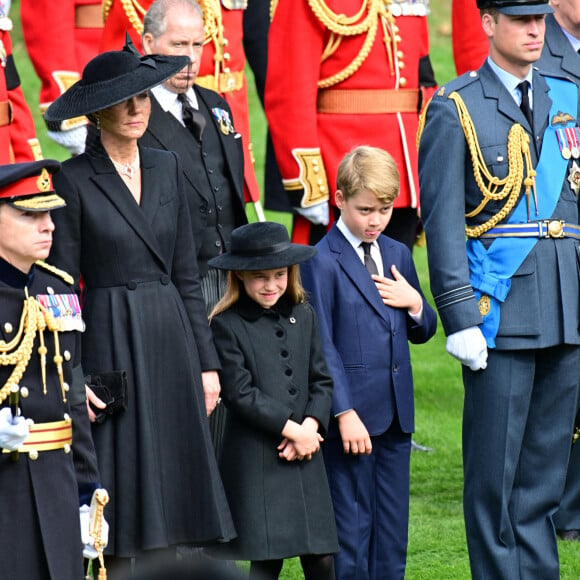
[9,0,580,577]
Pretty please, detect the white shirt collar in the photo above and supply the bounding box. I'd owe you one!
[486,56,534,107]
[150,85,200,121]
[561,26,580,53]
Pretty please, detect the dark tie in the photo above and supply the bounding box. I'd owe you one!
[517,81,533,128]
[361,242,379,276]
[177,92,206,141]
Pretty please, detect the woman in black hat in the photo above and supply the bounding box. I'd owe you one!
[45,48,235,575]
[208,222,338,580]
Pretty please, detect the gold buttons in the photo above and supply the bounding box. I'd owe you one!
[20,386,29,398]
[399,77,407,87]
[46,286,54,295]
[3,322,13,334]
[64,350,71,362]
[64,444,71,454]
[29,449,39,461]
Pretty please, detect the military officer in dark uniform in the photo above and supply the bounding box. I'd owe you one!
[418,1,580,578]
[0,159,101,580]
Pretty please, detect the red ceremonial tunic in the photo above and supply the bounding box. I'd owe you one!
[0,20,40,163]
[265,0,436,227]
[451,0,488,76]
[21,0,103,130]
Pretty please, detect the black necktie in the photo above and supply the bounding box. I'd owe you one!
[361,242,379,276]
[517,81,533,128]
[177,93,206,141]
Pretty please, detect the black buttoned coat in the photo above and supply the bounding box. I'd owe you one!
[210,294,338,560]
[49,143,235,556]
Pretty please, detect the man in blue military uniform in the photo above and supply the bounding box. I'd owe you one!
[418,1,580,578]
[537,0,580,542]
[0,160,102,580]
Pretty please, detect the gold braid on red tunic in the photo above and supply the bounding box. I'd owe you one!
[305,0,397,89]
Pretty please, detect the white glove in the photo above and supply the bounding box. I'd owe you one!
[446,326,488,371]
[80,489,110,560]
[47,125,87,156]
[295,202,329,226]
[0,407,29,451]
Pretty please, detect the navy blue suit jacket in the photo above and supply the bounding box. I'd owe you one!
[300,225,437,438]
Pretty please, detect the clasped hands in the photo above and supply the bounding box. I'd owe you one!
[279,417,323,462]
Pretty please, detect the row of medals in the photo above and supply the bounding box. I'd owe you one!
[557,127,580,160]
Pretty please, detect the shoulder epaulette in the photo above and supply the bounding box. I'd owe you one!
[35,260,74,286]
[433,71,480,101]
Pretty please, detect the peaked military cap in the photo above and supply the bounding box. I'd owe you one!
[476,0,553,15]
[0,160,65,211]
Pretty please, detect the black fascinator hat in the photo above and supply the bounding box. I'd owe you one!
[44,47,189,121]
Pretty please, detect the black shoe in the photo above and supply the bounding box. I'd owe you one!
[411,439,434,452]
[557,529,580,541]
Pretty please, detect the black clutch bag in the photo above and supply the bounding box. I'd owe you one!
[85,371,128,423]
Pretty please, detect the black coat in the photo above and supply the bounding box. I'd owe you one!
[140,87,247,275]
[49,143,235,556]
[0,260,100,580]
[210,294,338,560]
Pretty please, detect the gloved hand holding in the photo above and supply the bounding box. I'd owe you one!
[47,125,88,156]
[446,326,488,371]
[295,202,329,226]
[80,489,110,560]
[0,407,29,451]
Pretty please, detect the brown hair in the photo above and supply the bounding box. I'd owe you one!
[209,264,307,319]
[336,145,400,205]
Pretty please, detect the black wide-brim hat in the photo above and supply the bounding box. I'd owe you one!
[208,222,317,271]
[476,0,553,15]
[0,159,65,211]
[44,49,190,121]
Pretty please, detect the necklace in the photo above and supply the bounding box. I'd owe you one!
[110,152,140,179]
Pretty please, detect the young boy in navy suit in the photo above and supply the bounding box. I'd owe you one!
[300,145,437,580]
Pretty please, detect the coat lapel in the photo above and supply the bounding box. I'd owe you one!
[327,226,393,326]
[480,63,526,128]
[86,148,168,271]
[545,15,580,81]
[196,87,245,204]
[531,71,551,139]
[146,95,209,202]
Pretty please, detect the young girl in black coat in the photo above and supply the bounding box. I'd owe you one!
[208,221,338,580]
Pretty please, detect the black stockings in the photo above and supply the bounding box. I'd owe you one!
[249,554,335,580]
